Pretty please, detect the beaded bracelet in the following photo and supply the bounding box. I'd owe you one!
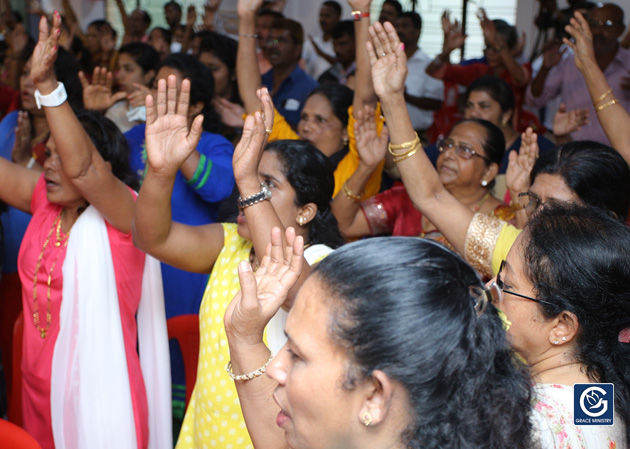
[226,350,274,381]
[342,182,362,202]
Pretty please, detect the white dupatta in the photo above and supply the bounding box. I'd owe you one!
[50,205,172,449]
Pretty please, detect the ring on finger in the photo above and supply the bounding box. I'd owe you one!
[265,128,273,135]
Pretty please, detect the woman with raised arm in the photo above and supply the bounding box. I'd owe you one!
[564,11,630,164]
[6,14,170,449]
[225,230,535,449]
[332,104,517,248]
[237,0,385,199]
[367,21,630,278]
[133,80,344,449]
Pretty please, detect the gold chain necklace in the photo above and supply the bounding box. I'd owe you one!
[32,212,71,338]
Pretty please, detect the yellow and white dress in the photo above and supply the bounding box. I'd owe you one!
[176,223,332,449]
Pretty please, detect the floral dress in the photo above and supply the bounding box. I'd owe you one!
[531,384,626,448]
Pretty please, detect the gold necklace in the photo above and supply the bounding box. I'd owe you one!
[32,212,71,338]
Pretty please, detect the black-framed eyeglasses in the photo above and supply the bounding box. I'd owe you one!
[437,139,491,164]
[489,260,554,306]
[518,191,543,215]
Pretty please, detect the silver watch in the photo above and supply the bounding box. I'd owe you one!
[238,183,272,209]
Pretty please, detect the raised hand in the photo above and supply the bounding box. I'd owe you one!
[237,0,265,17]
[367,21,407,101]
[145,75,203,175]
[12,111,33,165]
[213,97,246,128]
[224,226,304,346]
[478,8,498,47]
[7,23,28,57]
[31,13,62,87]
[186,5,197,27]
[541,39,565,69]
[442,11,466,54]
[506,127,539,197]
[553,103,589,137]
[232,87,274,185]
[127,83,153,107]
[348,0,372,12]
[355,105,388,169]
[79,67,127,111]
[563,11,595,74]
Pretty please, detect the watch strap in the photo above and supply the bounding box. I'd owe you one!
[238,183,272,209]
[34,82,68,109]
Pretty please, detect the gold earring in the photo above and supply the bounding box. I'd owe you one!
[296,216,305,227]
[362,412,372,426]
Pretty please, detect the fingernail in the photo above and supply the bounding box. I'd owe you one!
[239,260,252,272]
[53,46,58,52]
[401,43,405,50]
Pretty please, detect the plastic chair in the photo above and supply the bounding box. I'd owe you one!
[8,312,23,426]
[167,314,200,408]
[0,418,42,449]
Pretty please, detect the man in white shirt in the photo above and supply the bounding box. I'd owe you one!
[302,1,342,79]
[395,12,444,133]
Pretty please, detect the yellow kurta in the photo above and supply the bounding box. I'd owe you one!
[268,105,385,199]
[176,223,254,449]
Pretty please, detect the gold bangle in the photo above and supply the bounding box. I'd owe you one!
[596,98,619,112]
[392,142,421,163]
[342,182,363,202]
[595,87,613,103]
[388,132,419,151]
[226,350,273,381]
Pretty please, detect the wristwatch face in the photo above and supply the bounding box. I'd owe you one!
[352,11,361,21]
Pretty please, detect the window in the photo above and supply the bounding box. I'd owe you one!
[372,0,518,60]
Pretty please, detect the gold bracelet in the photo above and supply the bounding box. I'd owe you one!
[595,87,613,103]
[388,132,419,151]
[392,142,421,163]
[226,350,273,381]
[596,98,619,112]
[342,182,363,202]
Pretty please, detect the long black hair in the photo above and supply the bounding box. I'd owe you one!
[530,140,630,221]
[265,139,344,249]
[158,53,223,135]
[523,203,630,441]
[313,237,533,448]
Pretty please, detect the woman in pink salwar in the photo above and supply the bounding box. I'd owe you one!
[4,14,171,449]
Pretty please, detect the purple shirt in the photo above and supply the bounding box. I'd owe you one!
[525,46,630,146]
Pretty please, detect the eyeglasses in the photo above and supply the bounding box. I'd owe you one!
[437,139,491,164]
[489,260,554,307]
[587,19,620,29]
[518,191,543,215]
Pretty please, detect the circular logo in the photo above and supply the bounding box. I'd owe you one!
[579,386,609,417]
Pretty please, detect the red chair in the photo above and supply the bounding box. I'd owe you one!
[167,314,200,408]
[8,312,23,426]
[0,418,42,449]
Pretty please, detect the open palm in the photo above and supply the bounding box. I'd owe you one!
[506,128,538,195]
[224,227,303,346]
[145,75,203,174]
[367,21,407,100]
[79,67,127,111]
